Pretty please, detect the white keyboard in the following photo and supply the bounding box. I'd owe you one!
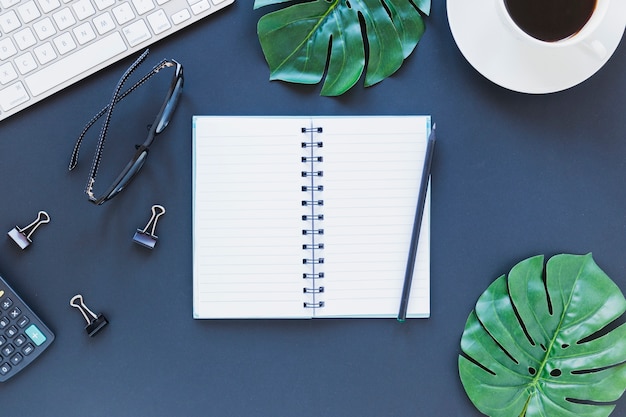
[0,0,234,121]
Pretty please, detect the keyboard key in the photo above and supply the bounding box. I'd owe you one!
[25,32,127,96]
[93,11,116,35]
[37,0,62,13]
[14,28,37,50]
[171,9,190,24]
[1,0,20,8]
[132,0,155,15]
[15,52,38,75]
[122,19,151,47]
[33,17,57,40]
[190,0,210,15]
[54,32,77,54]
[72,0,96,20]
[112,2,135,25]
[94,0,115,10]
[17,1,42,23]
[73,22,96,44]
[147,9,170,34]
[0,10,21,33]
[0,81,29,111]
[0,38,18,60]
[52,7,76,30]
[34,42,57,65]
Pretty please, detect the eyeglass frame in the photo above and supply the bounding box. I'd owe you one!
[69,50,184,205]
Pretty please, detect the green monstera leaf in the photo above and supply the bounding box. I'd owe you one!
[254,0,430,96]
[459,254,626,417]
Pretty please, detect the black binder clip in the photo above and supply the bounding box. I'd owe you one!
[8,210,50,249]
[69,294,108,337]
[133,204,165,249]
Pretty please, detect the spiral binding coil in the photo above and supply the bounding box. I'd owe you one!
[303,287,325,294]
[302,126,325,309]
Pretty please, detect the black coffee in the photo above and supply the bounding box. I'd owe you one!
[503,0,597,42]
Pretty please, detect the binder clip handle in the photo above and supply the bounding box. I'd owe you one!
[141,204,165,237]
[133,204,165,249]
[8,210,51,249]
[70,294,108,337]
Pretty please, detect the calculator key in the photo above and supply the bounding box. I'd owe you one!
[17,316,29,328]
[5,326,18,338]
[0,363,11,375]
[10,353,22,365]
[9,307,21,319]
[25,324,46,346]
[2,344,14,356]
[1,298,13,310]
[22,343,34,356]
[0,336,6,347]
[0,317,9,329]
[14,334,26,347]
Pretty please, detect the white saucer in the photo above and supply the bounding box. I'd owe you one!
[447,0,626,93]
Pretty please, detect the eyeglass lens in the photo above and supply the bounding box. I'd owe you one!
[155,73,183,134]
[104,149,149,202]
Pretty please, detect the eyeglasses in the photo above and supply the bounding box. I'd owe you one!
[69,49,184,205]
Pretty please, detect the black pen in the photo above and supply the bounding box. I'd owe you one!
[398,123,436,322]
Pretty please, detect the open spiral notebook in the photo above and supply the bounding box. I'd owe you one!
[192,116,431,319]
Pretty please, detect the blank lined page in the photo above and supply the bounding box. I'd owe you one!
[193,116,430,319]
[311,116,430,318]
[193,117,310,318]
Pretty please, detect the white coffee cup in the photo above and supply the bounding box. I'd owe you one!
[496,0,610,58]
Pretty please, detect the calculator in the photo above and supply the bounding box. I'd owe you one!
[0,273,54,382]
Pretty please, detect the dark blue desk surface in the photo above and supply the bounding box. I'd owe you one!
[1,2,626,416]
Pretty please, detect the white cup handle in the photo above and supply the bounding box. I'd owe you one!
[583,39,608,60]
